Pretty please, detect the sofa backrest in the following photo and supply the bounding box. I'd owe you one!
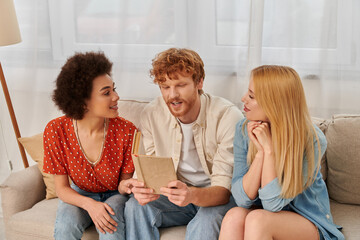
[118,99,149,128]
[119,100,360,205]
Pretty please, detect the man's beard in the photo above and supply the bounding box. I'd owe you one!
[166,96,196,118]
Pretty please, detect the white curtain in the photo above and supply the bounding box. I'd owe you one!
[1,0,359,180]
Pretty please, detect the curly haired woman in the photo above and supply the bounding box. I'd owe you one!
[43,52,137,239]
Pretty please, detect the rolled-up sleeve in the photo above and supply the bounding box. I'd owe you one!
[258,178,293,212]
[210,106,244,190]
[232,177,258,208]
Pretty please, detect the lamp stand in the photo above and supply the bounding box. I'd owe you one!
[0,62,29,168]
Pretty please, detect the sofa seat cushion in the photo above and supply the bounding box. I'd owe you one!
[159,225,186,240]
[7,198,97,240]
[7,197,186,240]
[330,200,360,240]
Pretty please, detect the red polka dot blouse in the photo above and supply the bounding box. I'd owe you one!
[43,116,136,193]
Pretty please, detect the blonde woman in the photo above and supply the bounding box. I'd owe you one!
[219,66,344,240]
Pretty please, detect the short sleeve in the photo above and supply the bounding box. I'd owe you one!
[120,120,136,174]
[43,121,67,175]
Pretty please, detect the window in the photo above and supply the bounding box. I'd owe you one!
[49,0,186,63]
[49,0,353,68]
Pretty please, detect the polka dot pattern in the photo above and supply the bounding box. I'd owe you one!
[43,116,136,192]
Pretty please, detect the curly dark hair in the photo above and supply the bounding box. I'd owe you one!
[150,48,205,94]
[53,52,113,119]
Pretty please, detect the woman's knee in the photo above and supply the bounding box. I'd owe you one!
[245,209,270,231]
[222,207,248,227]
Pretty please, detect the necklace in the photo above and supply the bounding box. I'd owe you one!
[74,119,107,166]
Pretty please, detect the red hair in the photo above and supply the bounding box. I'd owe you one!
[150,48,205,93]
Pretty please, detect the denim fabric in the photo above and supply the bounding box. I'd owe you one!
[124,194,236,240]
[54,184,128,240]
[231,118,344,240]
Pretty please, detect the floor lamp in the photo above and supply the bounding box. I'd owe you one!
[0,0,29,168]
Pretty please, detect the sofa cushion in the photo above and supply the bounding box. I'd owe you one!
[7,198,185,240]
[325,114,360,205]
[160,226,186,240]
[330,199,360,240]
[18,133,57,199]
[7,199,97,240]
[0,165,46,220]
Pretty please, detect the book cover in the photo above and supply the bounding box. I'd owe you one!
[132,130,177,194]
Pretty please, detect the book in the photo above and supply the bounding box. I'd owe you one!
[131,130,177,194]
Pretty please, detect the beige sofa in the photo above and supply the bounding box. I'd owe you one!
[1,100,360,240]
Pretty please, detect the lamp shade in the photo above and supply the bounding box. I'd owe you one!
[0,0,21,46]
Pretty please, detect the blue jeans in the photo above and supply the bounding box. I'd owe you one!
[54,184,128,240]
[124,194,236,240]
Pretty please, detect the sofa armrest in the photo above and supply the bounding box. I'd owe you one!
[0,164,46,220]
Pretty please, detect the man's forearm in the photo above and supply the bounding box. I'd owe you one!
[189,186,231,207]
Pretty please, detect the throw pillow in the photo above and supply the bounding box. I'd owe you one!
[325,114,360,205]
[18,133,57,199]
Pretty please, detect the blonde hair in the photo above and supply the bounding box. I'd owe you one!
[247,65,321,198]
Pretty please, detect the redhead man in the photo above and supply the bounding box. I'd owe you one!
[124,48,243,240]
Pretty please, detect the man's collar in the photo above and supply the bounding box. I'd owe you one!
[194,93,206,128]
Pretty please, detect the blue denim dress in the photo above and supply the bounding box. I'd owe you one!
[231,118,344,240]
